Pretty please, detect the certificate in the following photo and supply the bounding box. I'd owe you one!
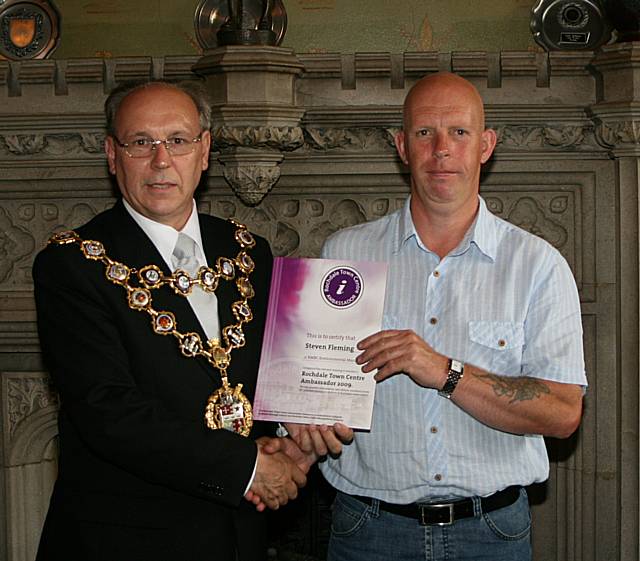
[253,257,387,430]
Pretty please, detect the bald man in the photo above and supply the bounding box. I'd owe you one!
[315,73,586,561]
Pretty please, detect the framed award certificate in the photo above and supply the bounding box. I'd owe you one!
[253,257,387,430]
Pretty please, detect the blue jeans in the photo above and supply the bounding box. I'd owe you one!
[328,489,532,561]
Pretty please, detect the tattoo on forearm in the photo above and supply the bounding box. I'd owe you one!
[474,373,550,403]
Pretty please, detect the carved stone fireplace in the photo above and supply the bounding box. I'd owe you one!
[0,43,639,561]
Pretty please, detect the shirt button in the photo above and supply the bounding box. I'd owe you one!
[429,317,438,325]
[434,474,442,481]
[498,339,507,348]
[433,270,440,278]
[430,426,438,434]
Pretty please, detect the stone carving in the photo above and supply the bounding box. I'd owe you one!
[304,128,352,150]
[212,126,304,152]
[63,203,100,230]
[80,133,105,153]
[506,196,568,250]
[201,196,395,258]
[271,221,301,256]
[304,127,396,152]
[0,124,601,161]
[302,125,596,153]
[308,200,367,255]
[0,206,35,284]
[542,126,586,148]
[0,133,107,158]
[550,195,569,214]
[494,125,591,150]
[594,120,640,148]
[7,376,59,440]
[235,206,301,256]
[222,163,282,206]
[4,134,46,155]
[484,196,504,215]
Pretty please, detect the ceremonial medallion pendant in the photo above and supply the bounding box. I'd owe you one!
[205,384,253,436]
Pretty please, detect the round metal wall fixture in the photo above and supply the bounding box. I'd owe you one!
[0,0,60,60]
[530,0,611,50]
[194,0,287,49]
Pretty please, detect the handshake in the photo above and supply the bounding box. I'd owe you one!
[245,422,354,511]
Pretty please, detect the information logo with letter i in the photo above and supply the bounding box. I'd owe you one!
[321,266,363,308]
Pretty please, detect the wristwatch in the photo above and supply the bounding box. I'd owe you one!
[438,358,464,399]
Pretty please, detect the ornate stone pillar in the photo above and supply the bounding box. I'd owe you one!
[193,46,305,206]
[590,41,640,561]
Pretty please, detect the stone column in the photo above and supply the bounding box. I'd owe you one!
[193,46,305,206]
[590,41,640,561]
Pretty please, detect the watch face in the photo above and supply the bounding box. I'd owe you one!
[450,359,464,373]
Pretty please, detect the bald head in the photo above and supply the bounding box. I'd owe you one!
[393,71,497,223]
[403,72,486,132]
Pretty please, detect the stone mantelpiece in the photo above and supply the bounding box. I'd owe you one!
[0,44,637,561]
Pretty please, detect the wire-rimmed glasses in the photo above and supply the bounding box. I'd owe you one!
[113,134,203,158]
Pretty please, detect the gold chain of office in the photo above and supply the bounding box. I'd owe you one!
[48,220,258,437]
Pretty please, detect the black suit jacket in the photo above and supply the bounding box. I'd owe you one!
[33,200,273,561]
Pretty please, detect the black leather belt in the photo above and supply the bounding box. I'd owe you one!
[352,485,521,526]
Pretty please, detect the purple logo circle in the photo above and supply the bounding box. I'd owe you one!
[322,267,363,308]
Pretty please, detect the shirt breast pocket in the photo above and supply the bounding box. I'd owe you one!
[468,320,525,376]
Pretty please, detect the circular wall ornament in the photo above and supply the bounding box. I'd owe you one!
[194,0,287,49]
[530,0,611,50]
[0,0,60,60]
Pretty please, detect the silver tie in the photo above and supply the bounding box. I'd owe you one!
[171,233,220,341]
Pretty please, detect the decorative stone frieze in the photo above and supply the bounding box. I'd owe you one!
[212,125,304,152]
[494,125,595,151]
[593,117,640,150]
[0,132,105,158]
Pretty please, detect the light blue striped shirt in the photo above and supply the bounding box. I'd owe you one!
[319,196,586,502]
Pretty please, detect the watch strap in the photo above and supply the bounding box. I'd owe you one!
[438,358,464,399]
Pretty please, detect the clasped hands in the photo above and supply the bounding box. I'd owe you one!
[246,422,353,512]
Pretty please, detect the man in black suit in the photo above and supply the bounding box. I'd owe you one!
[33,79,310,561]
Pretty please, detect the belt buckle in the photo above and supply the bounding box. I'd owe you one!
[419,502,454,526]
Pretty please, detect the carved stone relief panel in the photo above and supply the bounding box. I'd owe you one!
[493,124,602,152]
[1,371,59,561]
[198,194,407,257]
[484,191,576,266]
[2,372,58,467]
[479,168,598,304]
[0,132,105,159]
[0,197,112,292]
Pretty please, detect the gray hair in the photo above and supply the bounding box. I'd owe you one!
[104,79,212,137]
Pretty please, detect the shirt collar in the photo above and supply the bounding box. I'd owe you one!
[395,196,497,261]
[122,199,206,268]
[468,197,498,261]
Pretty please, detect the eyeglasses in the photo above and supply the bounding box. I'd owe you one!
[113,134,203,158]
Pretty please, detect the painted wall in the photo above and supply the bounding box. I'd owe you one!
[52,0,538,59]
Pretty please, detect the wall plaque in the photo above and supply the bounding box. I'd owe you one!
[530,0,611,50]
[0,0,60,60]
